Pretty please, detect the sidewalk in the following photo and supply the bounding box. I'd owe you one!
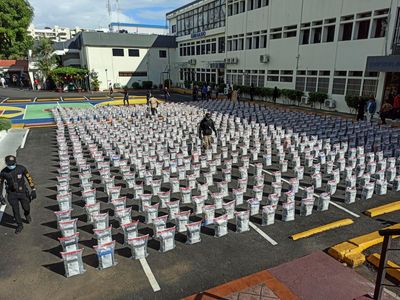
[0,129,28,169]
[184,251,399,300]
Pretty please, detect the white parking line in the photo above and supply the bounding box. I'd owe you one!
[139,258,161,292]
[0,204,6,223]
[21,129,30,148]
[249,164,360,218]
[249,222,278,245]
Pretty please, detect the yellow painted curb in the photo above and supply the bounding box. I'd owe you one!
[63,98,86,101]
[365,201,400,217]
[367,253,400,282]
[328,223,400,267]
[291,219,354,241]
[5,99,32,102]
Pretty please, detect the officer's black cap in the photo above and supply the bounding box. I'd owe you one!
[5,155,16,166]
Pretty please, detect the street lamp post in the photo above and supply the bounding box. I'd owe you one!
[105,69,108,90]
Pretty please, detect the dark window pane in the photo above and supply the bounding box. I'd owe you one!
[128,49,139,57]
[113,48,124,56]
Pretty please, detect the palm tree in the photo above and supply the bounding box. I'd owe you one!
[33,38,58,89]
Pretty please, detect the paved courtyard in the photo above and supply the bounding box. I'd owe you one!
[0,99,399,299]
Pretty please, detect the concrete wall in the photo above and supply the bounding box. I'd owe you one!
[83,46,176,90]
[168,0,397,113]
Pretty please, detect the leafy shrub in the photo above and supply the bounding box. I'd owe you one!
[142,81,153,89]
[345,95,360,111]
[281,89,303,103]
[131,82,141,89]
[0,118,12,131]
[309,92,328,108]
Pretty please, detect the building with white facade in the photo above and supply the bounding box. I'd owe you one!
[55,32,176,90]
[109,22,169,35]
[167,0,399,112]
[28,25,87,42]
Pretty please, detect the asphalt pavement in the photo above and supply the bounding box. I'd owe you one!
[0,124,399,300]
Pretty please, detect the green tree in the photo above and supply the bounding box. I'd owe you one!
[34,38,58,89]
[0,0,34,59]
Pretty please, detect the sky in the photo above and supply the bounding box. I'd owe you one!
[28,0,188,29]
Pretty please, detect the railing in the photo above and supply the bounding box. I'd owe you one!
[373,228,400,300]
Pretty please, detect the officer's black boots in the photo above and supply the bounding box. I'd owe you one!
[26,215,31,224]
[15,225,23,234]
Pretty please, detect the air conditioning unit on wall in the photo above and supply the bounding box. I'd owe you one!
[324,99,336,109]
[260,54,270,63]
[188,59,196,65]
[224,58,231,64]
[301,96,309,105]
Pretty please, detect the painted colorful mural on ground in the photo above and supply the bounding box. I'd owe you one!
[0,96,147,127]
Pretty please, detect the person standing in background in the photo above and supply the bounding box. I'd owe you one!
[250,83,255,101]
[356,97,366,121]
[123,88,129,106]
[366,96,377,123]
[380,100,393,125]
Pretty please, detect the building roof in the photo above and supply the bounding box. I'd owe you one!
[166,0,203,17]
[0,60,28,71]
[109,22,168,29]
[78,32,176,48]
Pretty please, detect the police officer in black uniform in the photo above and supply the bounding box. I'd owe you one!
[0,155,36,234]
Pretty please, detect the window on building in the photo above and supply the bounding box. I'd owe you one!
[317,77,330,93]
[306,77,317,92]
[212,42,217,53]
[362,79,378,96]
[113,48,124,56]
[267,70,279,82]
[295,76,305,91]
[232,39,238,51]
[227,40,232,51]
[128,49,139,57]
[172,25,176,33]
[340,23,353,41]
[247,0,254,10]
[228,4,233,16]
[301,29,310,45]
[159,50,167,58]
[312,27,322,43]
[324,25,335,42]
[238,38,244,50]
[346,78,362,96]
[253,36,260,48]
[356,20,371,39]
[261,32,267,48]
[372,17,387,38]
[332,78,346,95]
[240,1,246,13]
[218,37,225,53]
[246,37,252,49]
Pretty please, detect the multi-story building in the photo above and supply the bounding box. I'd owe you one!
[109,22,169,35]
[28,25,87,42]
[54,32,176,90]
[167,0,399,112]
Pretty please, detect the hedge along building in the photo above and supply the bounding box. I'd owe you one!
[55,32,177,91]
[166,0,398,113]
